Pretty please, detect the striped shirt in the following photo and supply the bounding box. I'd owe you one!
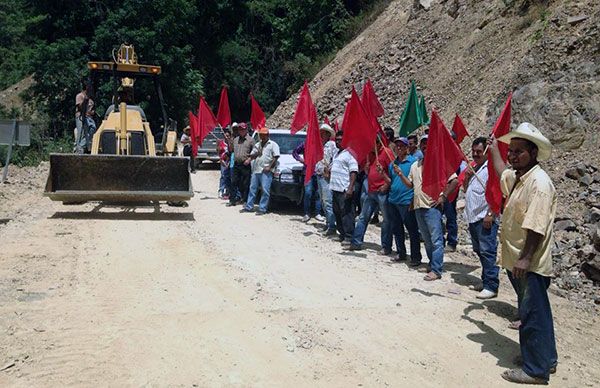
[315,140,338,176]
[329,149,358,192]
[464,161,490,224]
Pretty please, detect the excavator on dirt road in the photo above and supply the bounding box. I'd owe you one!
[44,44,193,203]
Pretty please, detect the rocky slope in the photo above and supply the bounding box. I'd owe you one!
[268,0,600,307]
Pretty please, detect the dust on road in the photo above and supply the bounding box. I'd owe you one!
[0,165,599,387]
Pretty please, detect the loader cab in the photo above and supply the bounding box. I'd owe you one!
[86,60,176,157]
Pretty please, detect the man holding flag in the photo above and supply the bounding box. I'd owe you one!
[347,134,394,253]
[463,136,500,299]
[395,112,460,281]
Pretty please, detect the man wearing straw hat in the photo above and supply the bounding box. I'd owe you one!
[316,123,338,235]
[489,123,557,385]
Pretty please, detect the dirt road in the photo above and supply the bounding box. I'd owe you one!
[0,165,599,387]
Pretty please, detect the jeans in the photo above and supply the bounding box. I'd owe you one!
[75,116,97,153]
[245,171,273,212]
[317,176,335,231]
[468,220,500,292]
[388,202,422,262]
[507,271,558,381]
[230,163,251,204]
[332,190,355,240]
[351,192,390,249]
[414,207,444,275]
[219,164,231,195]
[303,175,322,216]
[443,198,458,248]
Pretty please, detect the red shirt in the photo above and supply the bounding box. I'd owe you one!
[367,146,393,193]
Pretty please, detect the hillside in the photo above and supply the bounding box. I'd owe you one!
[268,0,600,306]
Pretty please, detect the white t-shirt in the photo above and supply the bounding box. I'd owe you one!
[329,149,358,192]
[251,140,280,174]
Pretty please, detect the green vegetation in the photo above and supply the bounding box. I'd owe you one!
[0,0,390,166]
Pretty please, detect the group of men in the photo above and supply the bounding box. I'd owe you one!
[210,119,558,385]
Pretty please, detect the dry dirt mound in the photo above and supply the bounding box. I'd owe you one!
[268,0,600,306]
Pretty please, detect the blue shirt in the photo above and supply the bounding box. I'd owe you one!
[411,150,424,161]
[388,155,416,205]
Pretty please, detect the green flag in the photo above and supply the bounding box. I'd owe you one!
[419,95,429,125]
[398,81,421,136]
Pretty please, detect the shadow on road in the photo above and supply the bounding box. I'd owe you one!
[49,202,195,221]
[411,287,519,369]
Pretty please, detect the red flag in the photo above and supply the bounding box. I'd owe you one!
[289,82,323,184]
[197,96,218,147]
[452,114,469,145]
[290,83,311,135]
[341,87,379,166]
[250,93,266,130]
[333,119,339,133]
[486,93,512,214]
[447,161,476,203]
[324,115,331,126]
[216,86,231,128]
[361,79,384,117]
[361,79,387,143]
[422,110,464,199]
[188,111,199,157]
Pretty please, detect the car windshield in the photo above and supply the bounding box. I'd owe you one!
[207,128,224,139]
[268,133,306,154]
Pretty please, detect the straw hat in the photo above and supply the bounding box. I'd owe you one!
[498,122,552,161]
[319,123,335,135]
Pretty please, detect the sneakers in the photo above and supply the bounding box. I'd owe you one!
[469,283,484,292]
[476,289,498,299]
[322,229,337,237]
[302,215,310,222]
[315,214,325,222]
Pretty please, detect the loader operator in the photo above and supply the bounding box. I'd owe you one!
[75,80,97,154]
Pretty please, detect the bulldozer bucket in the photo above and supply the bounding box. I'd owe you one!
[44,154,193,202]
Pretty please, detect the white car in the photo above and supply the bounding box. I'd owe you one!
[252,128,306,204]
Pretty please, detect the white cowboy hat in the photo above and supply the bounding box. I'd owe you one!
[319,123,335,135]
[498,122,552,161]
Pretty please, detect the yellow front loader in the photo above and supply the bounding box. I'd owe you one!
[44,45,192,203]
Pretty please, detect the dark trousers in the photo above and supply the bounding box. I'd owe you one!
[443,198,458,247]
[388,202,422,263]
[332,190,355,240]
[468,220,500,292]
[183,145,194,171]
[230,163,251,204]
[507,270,558,381]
